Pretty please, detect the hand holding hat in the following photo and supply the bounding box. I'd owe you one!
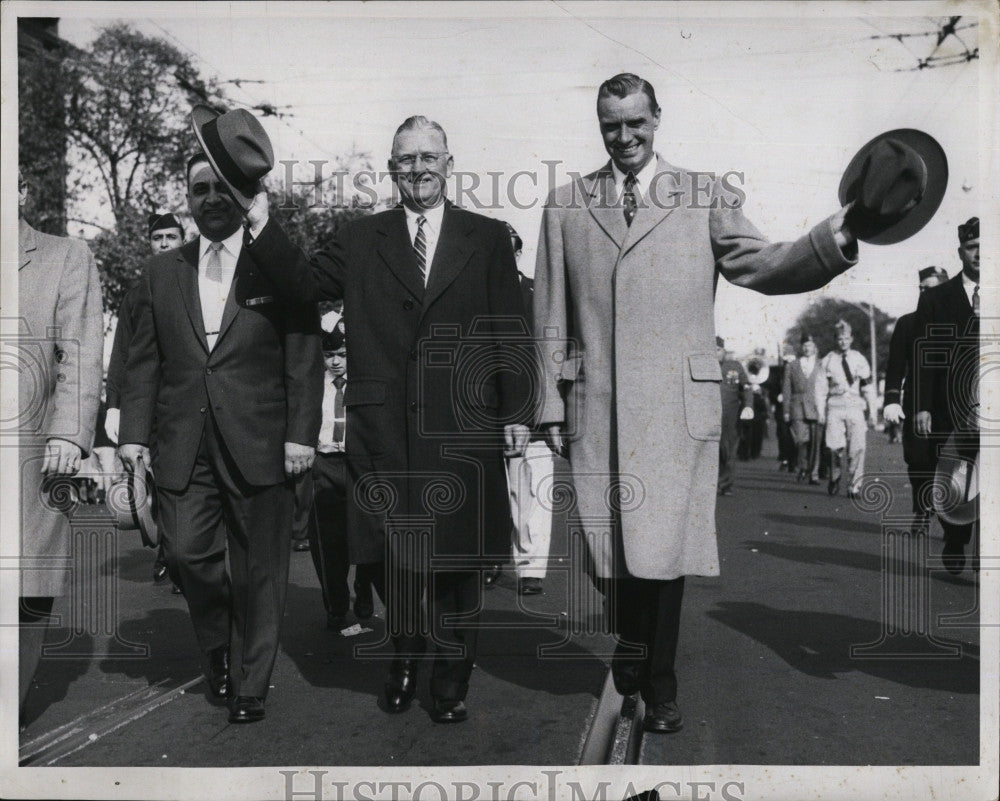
[190,105,274,214]
[839,129,947,245]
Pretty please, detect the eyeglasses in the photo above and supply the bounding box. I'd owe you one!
[393,152,449,169]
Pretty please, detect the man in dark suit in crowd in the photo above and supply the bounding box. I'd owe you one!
[119,136,323,723]
[783,333,822,484]
[883,265,948,521]
[914,217,980,573]
[716,337,754,496]
[241,115,533,724]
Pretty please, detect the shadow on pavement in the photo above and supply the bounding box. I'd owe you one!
[706,601,979,694]
[761,511,882,535]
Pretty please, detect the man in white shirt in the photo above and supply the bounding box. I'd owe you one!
[119,152,323,724]
[816,319,876,497]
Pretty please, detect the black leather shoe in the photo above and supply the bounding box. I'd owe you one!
[353,581,374,620]
[228,696,265,724]
[327,612,348,631]
[152,562,169,583]
[483,564,502,587]
[206,646,229,699]
[292,539,310,552]
[518,577,543,596]
[643,700,683,733]
[430,698,468,724]
[384,659,418,713]
[942,541,966,575]
[827,477,841,496]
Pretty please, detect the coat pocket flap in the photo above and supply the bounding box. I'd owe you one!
[688,354,722,382]
[558,352,584,382]
[344,380,386,406]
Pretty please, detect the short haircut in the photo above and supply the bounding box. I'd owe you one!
[598,73,659,113]
[186,152,211,185]
[393,116,449,152]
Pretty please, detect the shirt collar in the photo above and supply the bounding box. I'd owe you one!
[199,227,244,263]
[403,202,445,233]
[611,154,659,196]
[962,271,977,290]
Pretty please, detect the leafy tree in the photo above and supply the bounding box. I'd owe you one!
[786,298,895,378]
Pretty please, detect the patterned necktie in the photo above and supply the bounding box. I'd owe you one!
[973,284,980,316]
[332,376,346,445]
[206,241,224,284]
[841,354,854,386]
[623,172,638,226]
[413,215,427,283]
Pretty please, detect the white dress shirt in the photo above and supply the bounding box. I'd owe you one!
[799,354,816,378]
[198,228,243,351]
[611,154,659,205]
[318,372,346,454]
[404,203,445,285]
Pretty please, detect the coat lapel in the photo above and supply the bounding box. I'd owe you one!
[423,204,474,309]
[376,208,426,301]
[19,219,36,270]
[621,157,684,257]
[174,240,209,354]
[586,166,628,249]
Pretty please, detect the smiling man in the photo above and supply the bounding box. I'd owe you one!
[241,115,533,725]
[533,73,859,734]
[119,147,323,724]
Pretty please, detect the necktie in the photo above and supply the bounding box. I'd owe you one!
[332,376,346,445]
[623,172,638,226]
[841,354,854,386]
[206,241,224,284]
[413,215,428,283]
[973,284,980,316]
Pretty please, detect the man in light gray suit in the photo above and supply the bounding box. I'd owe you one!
[534,73,858,733]
[782,333,823,484]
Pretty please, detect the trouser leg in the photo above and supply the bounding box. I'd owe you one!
[308,454,350,617]
[429,570,480,702]
[19,596,54,711]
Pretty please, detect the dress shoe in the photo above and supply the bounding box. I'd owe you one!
[292,539,310,552]
[171,583,183,595]
[384,659,418,713]
[483,564,503,587]
[827,476,841,496]
[326,612,348,631]
[942,541,966,575]
[206,645,229,699]
[518,577,543,596]
[808,477,821,486]
[353,581,374,620]
[152,562,169,583]
[228,696,265,724]
[643,700,683,733]
[430,698,468,724]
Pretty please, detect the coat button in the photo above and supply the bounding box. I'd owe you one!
[403,300,414,310]
[200,406,207,414]
[409,401,418,412]
[206,367,213,375]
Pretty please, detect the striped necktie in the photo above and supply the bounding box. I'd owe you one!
[413,215,427,283]
[623,172,638,226]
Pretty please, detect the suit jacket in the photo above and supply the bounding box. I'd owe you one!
[245,203,533,565]
[119,238,323,490]
[914,273,978,433]
[782,356,821,422]
[534,157,857,580]
[17,218,104,596]
[883,310,917,418]
[106,283,140,410]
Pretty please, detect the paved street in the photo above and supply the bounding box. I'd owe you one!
[19,433,980,767]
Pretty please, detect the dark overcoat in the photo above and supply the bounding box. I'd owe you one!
[246,205,533,567]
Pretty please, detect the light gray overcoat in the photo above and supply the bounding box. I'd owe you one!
[534,158,856,580]
[17,219,104,596]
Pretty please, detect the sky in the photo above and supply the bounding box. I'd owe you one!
[52,1,988,359]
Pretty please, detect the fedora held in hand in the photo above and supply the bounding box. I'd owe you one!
[839,128,947,245]
[191,105,275,209]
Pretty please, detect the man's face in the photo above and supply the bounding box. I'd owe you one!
[324,349,347,377]
[597,91,660,175]
[836,332,853,352]
[801,340,817,358]
[389,127,453,211]
[958,237,979,281]
[187,159,243,241]
[149,227,183,253]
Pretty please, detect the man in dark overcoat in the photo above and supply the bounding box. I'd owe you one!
[241,116,533,724]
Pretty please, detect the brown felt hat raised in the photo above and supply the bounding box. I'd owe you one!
[191,105,274,210]
[839,129,947,245]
